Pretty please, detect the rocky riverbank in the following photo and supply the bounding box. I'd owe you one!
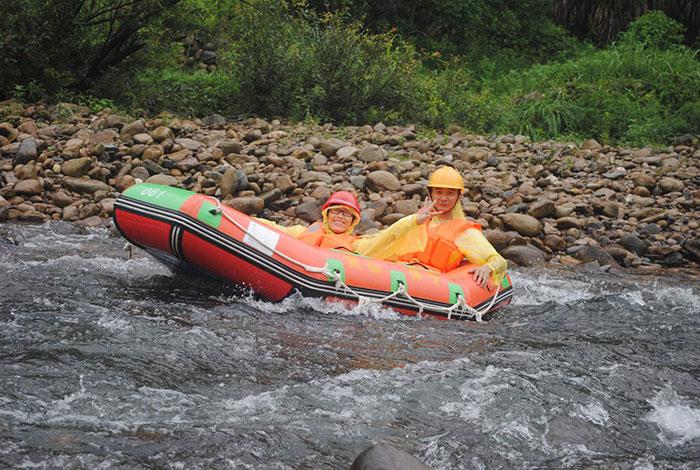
[1,100,698,272]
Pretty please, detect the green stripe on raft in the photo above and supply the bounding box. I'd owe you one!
[122,183,192,211]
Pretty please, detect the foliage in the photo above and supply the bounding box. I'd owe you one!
[619,11,686,49]
[0,0,182,99]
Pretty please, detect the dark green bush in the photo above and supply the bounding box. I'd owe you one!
[619,11,686,49]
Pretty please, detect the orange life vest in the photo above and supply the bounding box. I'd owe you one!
[297,222,357,252]
[398,219,481,272]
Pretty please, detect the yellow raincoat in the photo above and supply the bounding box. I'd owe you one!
[365,200,507,285]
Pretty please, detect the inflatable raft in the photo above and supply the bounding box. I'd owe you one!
[113,183,513,320]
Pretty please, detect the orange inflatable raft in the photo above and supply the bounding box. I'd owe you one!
[113,183,513,320]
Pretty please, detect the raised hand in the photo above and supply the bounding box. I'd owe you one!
[415,196,441,225]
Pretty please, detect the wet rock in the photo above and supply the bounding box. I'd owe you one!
[145,174,178,186]
[62,176,111,194]
[658,177,684,194]
[350,444,429,470]
[275,175,295,194]
[216,139,243,155]
[662,252,686,267]
[201,114,226,128]
[14,137,38,164]
[682,239,700,262]
[502,244,547,266]
[52,191,74,208]
[225,196,264,215]
[62,157,93,177]
[619,234,647,256]
[337,146,360,160]
[366,170,401,192]
[319,138,346,157]
[528,199,555,219]
[13,179,43,195]
[151,126,175,142]
[295,200,322,223]
[120,119,146,141]
[393,199,420,216]
[575,244,617,267]
[18,210,48,222]
[357,145,386,163]
[500,213,542,237]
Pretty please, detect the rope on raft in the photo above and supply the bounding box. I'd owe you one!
[208,196,500,321]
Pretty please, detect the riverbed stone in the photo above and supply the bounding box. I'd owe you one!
[366,170,401,192]
[226,196,264,215]
[502,244,547,266]
[62,176,111,194]
[13,179,43,195]
[145,174,178,186]
[500,213,542,237]
[62,157,93,177]
[14,137,38,164]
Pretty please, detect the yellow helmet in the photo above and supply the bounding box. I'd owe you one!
[427,166,464,192]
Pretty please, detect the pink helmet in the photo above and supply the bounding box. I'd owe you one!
[322,191,360,215]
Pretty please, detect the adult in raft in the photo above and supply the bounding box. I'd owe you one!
[258,190,425,257]
[389,166,508,289]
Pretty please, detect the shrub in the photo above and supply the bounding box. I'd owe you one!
[619,11,686,50]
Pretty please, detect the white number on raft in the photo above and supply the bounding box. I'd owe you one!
[140,188,167,199]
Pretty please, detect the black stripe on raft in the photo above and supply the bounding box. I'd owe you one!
[114,196,513,318]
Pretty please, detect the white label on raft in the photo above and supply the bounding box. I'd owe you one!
[242,221,280,257]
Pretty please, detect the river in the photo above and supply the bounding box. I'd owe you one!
[1,222,699,469]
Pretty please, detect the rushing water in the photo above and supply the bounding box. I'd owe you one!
[1,222,699,469]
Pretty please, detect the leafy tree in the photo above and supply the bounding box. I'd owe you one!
[0,0,181,99]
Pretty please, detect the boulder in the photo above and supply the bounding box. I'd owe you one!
[62,176,111,194]
[120,119,146,141]
[502,244,547,266]
[500,213,542,237]
[527,199,555,219]
[145,174,178,186]
[13,179,43,196]
[357,145,386,163]
[319,138,346,157]
[351,444,429,470]
[62,157,93,177]
[366,170,401,192]
[295,200,322,223]
[226,196,264,215]
[575,244,618,267]
[14,137,38,164]
[619,234,647,256]
[658,177,684,194]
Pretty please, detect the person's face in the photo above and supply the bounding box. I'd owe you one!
[430,187,461,214]
[327,206,354,233]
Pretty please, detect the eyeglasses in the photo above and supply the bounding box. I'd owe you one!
[328,208,353,219]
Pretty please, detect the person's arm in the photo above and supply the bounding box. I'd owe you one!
[455,228,508,287]
[353,214,428,260]
[253,217,308,238]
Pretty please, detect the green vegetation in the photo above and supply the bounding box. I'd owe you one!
[1,1,699,146]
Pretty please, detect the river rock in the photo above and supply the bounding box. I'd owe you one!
[393,199,420,216]
[528,199,555,219]
[62,157,93,177]
[62,176,111,194]
[502,244,546,266]
[201,113,226,128]
[682,239,700,262]
[14,138,38,164]
[319,138,346,157]
[13,179,43,195]
[351,444,429,470]
[575,244,617,267]
[619,234,647,256]
[216,139,243,155]
[145,174,178,186]
[120,119,146,141]
[357,145,386,163]
[15,162,38,180]
[223,196,262,215]
[500,213,542,237]
[295,200,321,223]
[52,191,74,208]
[337,146,360,160]
[658,177,684,194]
[275,175,295,194]
[366,170,401,192]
